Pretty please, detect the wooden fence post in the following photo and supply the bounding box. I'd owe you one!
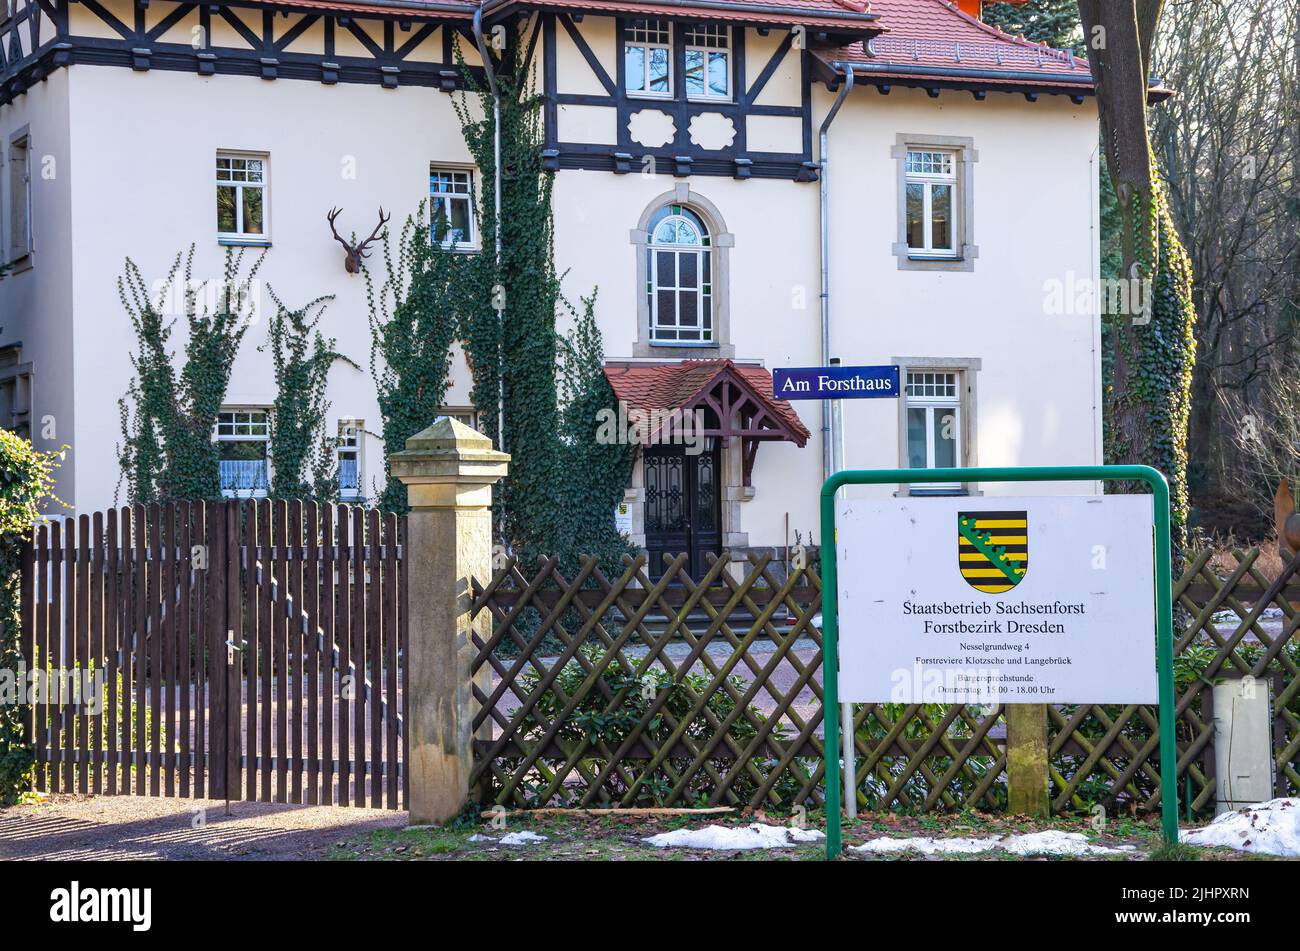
[391,418,508,824]
[1006,703,1049,816]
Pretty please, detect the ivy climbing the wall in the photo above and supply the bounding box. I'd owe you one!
[555,292,636,568]
[366,201,462,514]
[117,247,265,503]
[0,430,60,804]
[261,288,358,501]
[454,40,631,564]
[456,53,565,554]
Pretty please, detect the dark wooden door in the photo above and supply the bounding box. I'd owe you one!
[643,444,721,581]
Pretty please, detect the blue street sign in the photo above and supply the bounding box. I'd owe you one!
[772,365,900,400]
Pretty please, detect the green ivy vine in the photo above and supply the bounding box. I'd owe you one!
[453,35,632,566]
[1105,168,1197,560]
[261,288,357,501]
[117,247,265,503]
[366,201,462,514]
[0,430,61,803]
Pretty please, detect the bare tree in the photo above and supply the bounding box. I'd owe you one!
[1151,0,1300,516]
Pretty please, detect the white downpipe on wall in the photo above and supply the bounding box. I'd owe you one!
[818,65,855,819]
[473,5,506,449]
[819,65,853,482]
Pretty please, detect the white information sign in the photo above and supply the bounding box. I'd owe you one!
[614,502,633,535]
[836,495,1157,704]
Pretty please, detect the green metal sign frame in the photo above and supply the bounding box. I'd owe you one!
[819,465,1178,860]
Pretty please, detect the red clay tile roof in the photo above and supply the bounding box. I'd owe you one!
[254,0,878,29]
[604,359,811,445]
[244,0,477,18]
[817,0,1097,92]
[511,0,878,29]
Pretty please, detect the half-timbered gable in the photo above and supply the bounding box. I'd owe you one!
[1,0,480,102]
[526,6,876,179]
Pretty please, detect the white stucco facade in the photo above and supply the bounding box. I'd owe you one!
[0,3,1102,554]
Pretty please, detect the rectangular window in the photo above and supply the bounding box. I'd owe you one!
[429,167,476,249]
[906,371,961,491]
[8,133,31,262]
[216,152,268,243]
[437,406,481,431]
[684,25,729,100]
[337,419,362,501]
[905,149,956,257]
[0,345,32,439]
[215,409,270,498]
[625,19,672,97]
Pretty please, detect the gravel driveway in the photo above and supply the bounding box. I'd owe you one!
[0,795,406,861]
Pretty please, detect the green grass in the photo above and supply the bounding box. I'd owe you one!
[322,806,1255,862]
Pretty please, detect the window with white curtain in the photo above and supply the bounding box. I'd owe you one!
[215,409,270,497]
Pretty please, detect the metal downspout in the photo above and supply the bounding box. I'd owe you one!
[473,5,505,448]
[818,65,855,820]
[819,66,854,482]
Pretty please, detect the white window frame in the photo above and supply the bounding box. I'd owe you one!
[215,408,271,498]
[647,204,713,346]
[905,370,962,492]
[683,24,730,101]
[624,19,673,99]
[429,166,477,250]
[8,130,32,264]
[337,419,363,501]
[904,149,958,258]
[215,151,270,245]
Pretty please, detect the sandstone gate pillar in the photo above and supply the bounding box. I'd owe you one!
[390,417,508,824]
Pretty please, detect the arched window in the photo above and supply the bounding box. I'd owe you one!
[647,204,712,344]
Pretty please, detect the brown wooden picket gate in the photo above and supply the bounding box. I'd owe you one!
[21,500,408,809]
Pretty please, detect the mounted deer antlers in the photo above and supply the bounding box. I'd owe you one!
[326,207,390,274]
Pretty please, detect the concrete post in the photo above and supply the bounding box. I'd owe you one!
[1006,703,1050,816]
[390,417,508,824]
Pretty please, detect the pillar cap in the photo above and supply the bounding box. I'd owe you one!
[390,416,510,486]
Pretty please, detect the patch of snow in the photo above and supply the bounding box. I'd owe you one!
[853,836,1000,855]
[1182,798,1300,857]
[1000,831,1134,856]
[643,823,825,850]
[499,831,549,845]
[467,833,494,842]
[852,830,1133,857]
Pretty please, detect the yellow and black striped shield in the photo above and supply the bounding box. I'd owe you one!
[957,511,1028,594]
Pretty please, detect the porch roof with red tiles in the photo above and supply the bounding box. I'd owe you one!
[604,359,811,445]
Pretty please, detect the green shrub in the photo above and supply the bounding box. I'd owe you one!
[0,429,60,803]
[499,645,803,807]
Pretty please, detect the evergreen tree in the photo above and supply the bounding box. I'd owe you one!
[982,0,1083,51]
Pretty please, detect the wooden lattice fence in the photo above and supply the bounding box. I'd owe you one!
[469,549,1300,814]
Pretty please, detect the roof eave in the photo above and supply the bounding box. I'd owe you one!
[493,0,881,29]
